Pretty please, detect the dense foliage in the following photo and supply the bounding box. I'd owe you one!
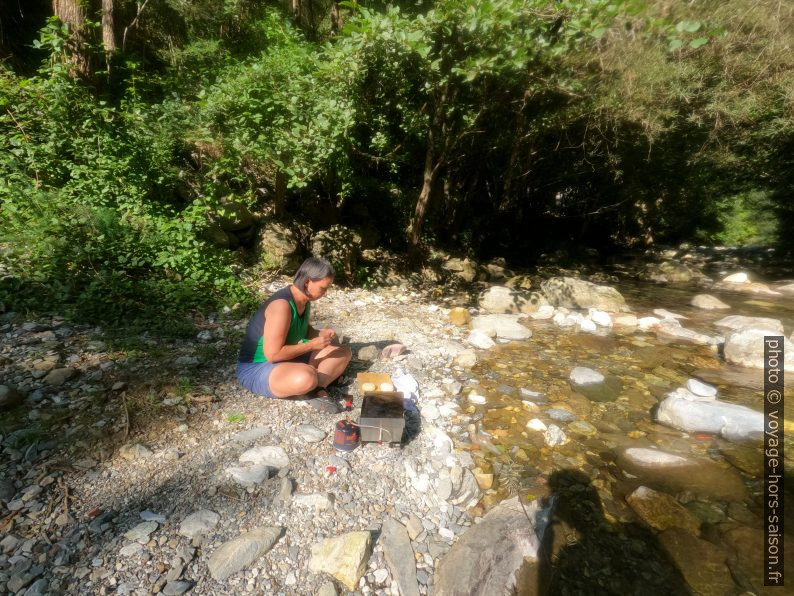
[1,0,792,324]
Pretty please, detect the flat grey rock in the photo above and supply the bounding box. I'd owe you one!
[124,521,158,543]
[230,427,271,445]
[208,526,282,581]
[162,580,192,595]
[225,464,270,487]
[296,424,326,443]
[380,518,420,596]
[178,510,220,540]
[239,446,289,469]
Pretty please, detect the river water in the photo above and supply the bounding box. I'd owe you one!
[452,270,793,594]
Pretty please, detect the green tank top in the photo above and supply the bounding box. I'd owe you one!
[245,287,310,363]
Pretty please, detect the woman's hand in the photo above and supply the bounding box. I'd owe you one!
[319,326,337,341]
[310,334,332,350]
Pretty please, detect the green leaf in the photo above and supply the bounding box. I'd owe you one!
[590,27,606,39]
[689,37,708,49]
[675,20,702,34]
[668,38,683,51]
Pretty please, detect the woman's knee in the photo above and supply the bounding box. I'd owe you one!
[339,345,352,363]
[270,364,318,396]
[293,365,319,393]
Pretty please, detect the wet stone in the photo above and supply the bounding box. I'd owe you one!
[545,408,576,423]
[658,528,733,596]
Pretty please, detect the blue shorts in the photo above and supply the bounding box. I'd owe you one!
[236,353,312,399]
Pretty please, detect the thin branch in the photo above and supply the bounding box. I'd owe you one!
[122,0,152,52]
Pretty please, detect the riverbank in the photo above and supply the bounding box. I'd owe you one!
[1,246,793,595]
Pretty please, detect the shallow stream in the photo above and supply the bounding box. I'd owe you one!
[454,276,794,593]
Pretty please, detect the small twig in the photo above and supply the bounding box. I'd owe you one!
[0,510,20,532]
[121,391,130,442]
[57,477,70,515]
[5,107,40,186]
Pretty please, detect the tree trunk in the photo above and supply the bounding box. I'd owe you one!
[101,0,116,72]
[408,91,449,254]
[53,0,94,78]
[408,138,441,252]
[291,0,301,23]
[274,170,287,218]
[101,0,116,53]
[330,1,341,34]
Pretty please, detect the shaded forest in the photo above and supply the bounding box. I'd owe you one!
[1,0,792,324]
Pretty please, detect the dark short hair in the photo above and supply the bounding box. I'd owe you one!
[294,256,335,291]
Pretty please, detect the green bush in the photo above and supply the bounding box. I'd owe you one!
[0,24,251,328]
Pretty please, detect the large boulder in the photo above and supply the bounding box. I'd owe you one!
[478,286,546,315]
[434,497,550,596]
[723,328,794,371]
[479,286,525,314]
[540,277,629,312]
[656,387,763,441]
[646,261,699,283]
[311,225,361,280]
[442,257,477,283]
[201,223,235,249]
[256,223,301,269]
[215,198,255,231]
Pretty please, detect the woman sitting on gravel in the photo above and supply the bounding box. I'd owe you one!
[236,256,352,413]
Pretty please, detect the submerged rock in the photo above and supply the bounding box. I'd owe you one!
[615,447,748,501]
[569,367,604,385]
[658,528,734,596]
[656,320,717,346]
[569,367,622,402]
[626,486,700,535]
[691,294,730,310]
[686,378,717,398]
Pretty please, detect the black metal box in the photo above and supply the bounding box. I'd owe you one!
[359,392,405,443]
